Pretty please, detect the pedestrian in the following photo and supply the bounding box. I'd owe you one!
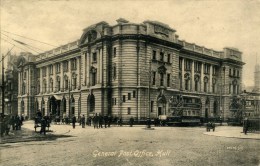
[108,115,111,128]
[72,115,76,129]
[244,118,249,135]
[81,115,86,128]
[129,117,134,127]
[79,115,82,126]
[99,115,103,128]
[93,114,98,129]
[119,117,123,126]
[40,117,46,135]
[104,116,108,128]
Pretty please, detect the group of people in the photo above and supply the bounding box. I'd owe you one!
[0,113,24,136]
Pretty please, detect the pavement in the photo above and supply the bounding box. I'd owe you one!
[203,126,260,140]
[1,121,259,143]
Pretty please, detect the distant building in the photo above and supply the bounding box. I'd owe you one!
[253,63,260,92]
[17,19,245,122]
[4,54,19,116]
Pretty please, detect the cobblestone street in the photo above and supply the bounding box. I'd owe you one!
[1,121,259,166]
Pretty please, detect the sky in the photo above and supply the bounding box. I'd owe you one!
[0,0,260,87]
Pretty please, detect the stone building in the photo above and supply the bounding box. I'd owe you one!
[17,19,245,122]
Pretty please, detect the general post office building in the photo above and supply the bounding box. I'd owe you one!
[17,19,244,122]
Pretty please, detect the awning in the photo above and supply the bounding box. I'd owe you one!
[53,95,62,100]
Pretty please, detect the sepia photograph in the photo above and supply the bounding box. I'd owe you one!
[0,0,260,165]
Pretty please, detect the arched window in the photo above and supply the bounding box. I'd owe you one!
[194,75,200,92]
[21,100,24,114]
[64,75,69,90]
[212,78,217,93]
[70,95,75,116]
[43,79,47,93]
[37,80,40,94]
[184,73,190,91]
[72,73,77,90]
[204,77,208,92]
[50,78,53,92]
[56,76,60,91]
[87,94,95,113]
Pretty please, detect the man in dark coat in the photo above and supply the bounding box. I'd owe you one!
[81,115,86,128]
[72,115,76,129]
[40,117,47,135]
[99,115,103,128]
[129,117,134,127]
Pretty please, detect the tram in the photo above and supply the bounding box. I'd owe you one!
[167,94,202,126]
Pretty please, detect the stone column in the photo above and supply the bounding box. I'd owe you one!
[46,66,49,93]
[18,72,21,95]
[209,65,213,93]
[86,52,90,86]
[181,58,185,90]
[77,56,81,89]
[60,62,64,92]
[82,52,86,86]
[40,68,43,93]
[53,65,56,92]
[201,63,204,92]
[191,60,195,91]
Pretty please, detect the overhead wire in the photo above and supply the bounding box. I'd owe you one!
[1,30,58,47]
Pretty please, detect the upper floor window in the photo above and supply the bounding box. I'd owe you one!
[152,50,156,60]
[56,63,61,73]
[113,47,117,57]
[184,59,191,71]
[133,91,136,98]
[123,95,126,102]
[113,64,117,79]
[179,58,182,70]
[167,54,171,63]
[160,52,164,61]
[160,73,164,86]
[152,72,156,85]
[167,73,171,87]
[194,62,201,72]
[42,67,46,77]
[23,71,27,79]
[36,69,40,78]
[63,61,68,72]
[49,65,53,75]
[213,66,217,75]
[92,52,97,62]
[233,69,236,76]
[204,64,210,74]
[128,93,131,100]
[71,58,77,70]
[237,70,240,77]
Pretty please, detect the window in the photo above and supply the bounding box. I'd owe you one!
[160,73,164,86]
[93,52,97,62]
[133,91,136,98]
[63,61,68,72]
[184,59,191,71]
[56,63,61,73]
[113,64,117,79]
[152,50,156,60]
[42,67,46,77]
[123,95,126,102]
[72,74,77,90]
[23,71,27,79]
[213,66,217,75]
[167,74,170,87]
[233,69,235,76]
[194,62,201,72]
[64,76,69,90]
[50,78,53,92]
[204,64,210,74]
[43,79,47,93]
[37,69,40,78]
[151,101,154,112]
[229,69,232,76]
[179,58,182,70]
[56,77,60,91]
[167,54,171,63]
[128,93,131,100]
[204,77,208,92]
[237,70,240,77]
[113,47,117,57]
[49,65,53,75]
[71,58,77,70]
[152,72,156,85]
[160,52,164,61]
[185,79,189,91]
[229,84,231,94]
[114,98,117,105]
[195,80,199,92]
[127,107,131,115]
[92,72,96,86]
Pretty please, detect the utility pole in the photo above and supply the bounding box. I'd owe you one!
[1,54,4,115]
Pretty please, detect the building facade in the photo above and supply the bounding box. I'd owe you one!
[17,19,245,122]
